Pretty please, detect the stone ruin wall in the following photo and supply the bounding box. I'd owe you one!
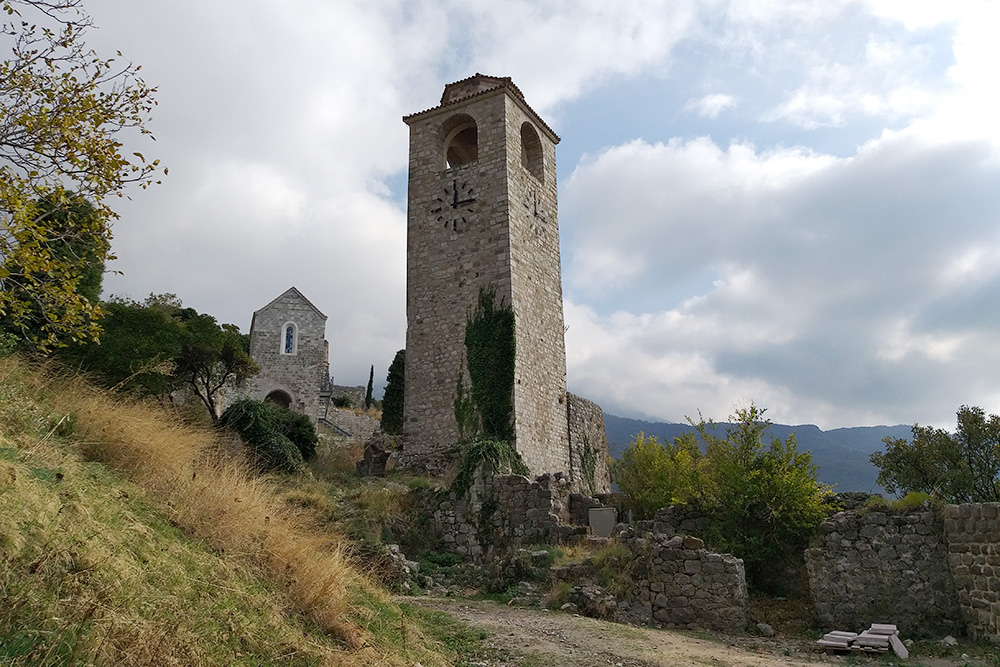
[330,384,366,409]
[942,503,1000,643]
[412,476,748,632]
[806,504,1000,643]
[622,528,746,632]
[321,408,379,442]
[412,472,584,559]
[566,393,611,495]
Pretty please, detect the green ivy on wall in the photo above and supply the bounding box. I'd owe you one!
[459,285,515,443]
[450,285,526,497]
[453,359,479,443]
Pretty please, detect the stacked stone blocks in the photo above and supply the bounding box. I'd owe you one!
[805,505,1000,640]
[942,503,1000,643]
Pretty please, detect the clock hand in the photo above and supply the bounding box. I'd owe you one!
[451,179,459,208]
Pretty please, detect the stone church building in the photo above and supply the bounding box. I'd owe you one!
[246,287,331,423]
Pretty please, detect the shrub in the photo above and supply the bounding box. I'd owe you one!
[332,396,353,408]
[610,432,703,519]
[451,437,529,497]
[265,402,318,461]
[218,399,304,474]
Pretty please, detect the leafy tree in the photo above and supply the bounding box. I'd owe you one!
[694,404,830,592]
[175,313,258,421]
[380,349,405,435]
[1,0,164,348]
[59,295,186,395]
[610,403,830,593]
[610,432,703,519]
[59,293,257,420]
[871,405,1000,503]
[1,194,108,346]
[365,364,374,409]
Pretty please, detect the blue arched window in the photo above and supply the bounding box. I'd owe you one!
[281,322,298,355]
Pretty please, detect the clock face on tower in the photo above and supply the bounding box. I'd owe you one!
[523,187,547,224]
[431,178,477,232]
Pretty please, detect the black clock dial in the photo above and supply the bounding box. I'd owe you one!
[523,188,547,223]
[432,178,476,231]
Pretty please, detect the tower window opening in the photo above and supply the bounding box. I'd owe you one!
[521,122,543,182]
[442,115,478,169]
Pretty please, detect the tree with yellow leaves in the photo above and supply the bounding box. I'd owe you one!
[1,0,164,349]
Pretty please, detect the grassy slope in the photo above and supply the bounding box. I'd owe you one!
[0,355,458,666]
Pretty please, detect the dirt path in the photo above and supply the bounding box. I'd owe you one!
[406,597,834,667]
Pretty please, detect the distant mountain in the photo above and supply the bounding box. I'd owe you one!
[603,414,914,493]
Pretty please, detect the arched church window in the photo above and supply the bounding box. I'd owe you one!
[520,122,543,182]
[282,322,297,355]
[441,114,478,169]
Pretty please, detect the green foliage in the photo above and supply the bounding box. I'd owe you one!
[265,403,318,462]
[380,349,405,434]
[609,431,703,519]
[462,286,515,443]
[175,314,258,421]
[1,1,164,349]
[694,404,830,592]
[58,293,256,420]
[453,364,479,442]
[218,399,304,474]
[451,437,529,498]
[871,405,1000,503]
[365,364,374,409]
[332,395,353,408]
[610,404,830,592]
[0,195,108,349]
[58,295,186,395]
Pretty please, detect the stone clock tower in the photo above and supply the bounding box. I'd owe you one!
[400,74,571,478]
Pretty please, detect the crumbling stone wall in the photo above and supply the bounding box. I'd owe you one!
[805,509,962,636]
[322,408,379,441]
[625,530,747,632]
[413,472,586,558]
[566,393,611,494]
[552,528,748,632]
[942,503,1000,643]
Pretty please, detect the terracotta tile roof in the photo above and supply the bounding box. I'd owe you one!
[403,73,560,143]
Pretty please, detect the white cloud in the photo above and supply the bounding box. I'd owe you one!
[686,93,737,118]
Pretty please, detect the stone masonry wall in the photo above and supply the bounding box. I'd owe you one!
[942,503,1000,643]
[567,393,611,495]
[322,408,379,441]
[624,529,747,632]
[413,472,585,558]
[805,509,963,636]
[551,528,748,632]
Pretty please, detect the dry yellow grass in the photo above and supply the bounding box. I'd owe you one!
[0,357,452,666]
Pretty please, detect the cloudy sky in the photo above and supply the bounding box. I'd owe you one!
[69,0,1000,430]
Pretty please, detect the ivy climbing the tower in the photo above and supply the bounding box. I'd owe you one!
[451,285,526,496]
[460,285,516,443]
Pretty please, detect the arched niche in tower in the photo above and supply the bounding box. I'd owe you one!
[441,113,478,169]
[520,122,544,183]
